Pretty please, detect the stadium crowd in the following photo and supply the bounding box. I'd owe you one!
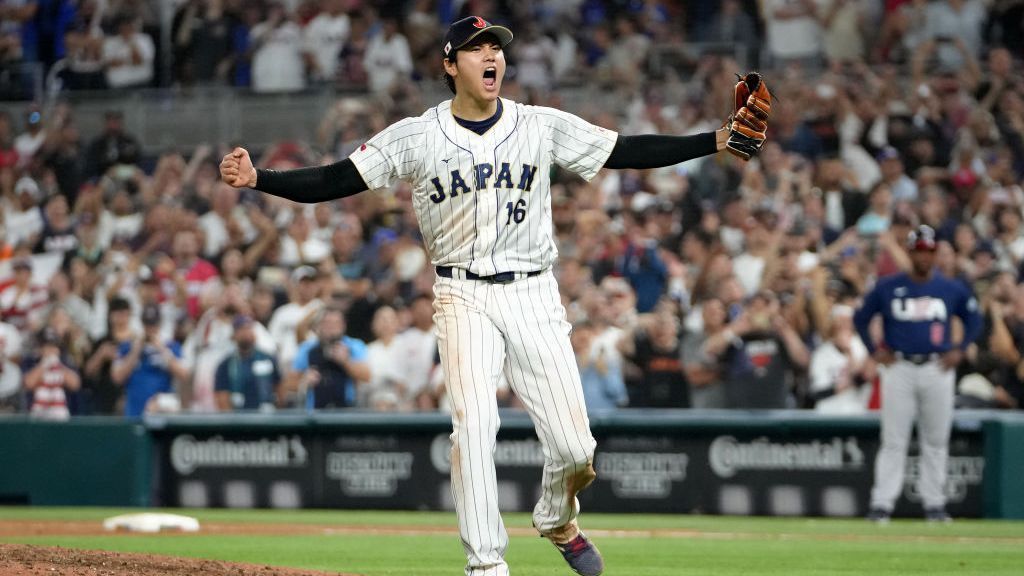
[1,0,1024,419]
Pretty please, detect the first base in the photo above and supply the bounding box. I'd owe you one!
[103,513,200,533]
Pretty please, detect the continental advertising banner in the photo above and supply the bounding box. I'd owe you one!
[151,416,984,518]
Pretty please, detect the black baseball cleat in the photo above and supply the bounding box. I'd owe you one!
[867,507,891,524]
[551,532,604,576]
[924,507,952,523]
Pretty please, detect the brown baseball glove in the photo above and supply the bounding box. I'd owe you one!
[726,72,772,161]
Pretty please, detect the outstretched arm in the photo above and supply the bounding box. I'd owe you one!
[219,147,369,203]
[603,129,728,170]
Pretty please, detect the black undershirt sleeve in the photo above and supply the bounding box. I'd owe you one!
[254,159,368,203]
[603,132,718,170]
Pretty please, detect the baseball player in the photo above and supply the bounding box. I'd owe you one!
[221,16,770,576]
[853,225,982,523]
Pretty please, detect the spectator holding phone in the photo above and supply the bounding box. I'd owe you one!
[295,306,369,409]
[111,304,189,418]
[24,328,81,420]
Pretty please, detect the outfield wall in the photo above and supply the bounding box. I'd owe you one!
[2,411,1023,518]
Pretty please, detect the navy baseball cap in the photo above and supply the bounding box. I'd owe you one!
[907,224,937,251]
[442,16,513,58]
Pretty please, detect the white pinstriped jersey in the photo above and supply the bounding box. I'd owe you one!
[348,98,617,276]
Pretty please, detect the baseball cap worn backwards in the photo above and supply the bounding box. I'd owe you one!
[442,16,513,58]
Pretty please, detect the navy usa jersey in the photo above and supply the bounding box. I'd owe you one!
[853,272,982,355]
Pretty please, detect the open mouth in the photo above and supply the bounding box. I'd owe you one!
[483,67,497,88]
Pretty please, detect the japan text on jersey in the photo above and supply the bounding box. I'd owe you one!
[428,161,538,203]
[347,98,618,274]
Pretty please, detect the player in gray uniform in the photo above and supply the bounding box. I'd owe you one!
[854,225,982,523]
[221,16,767,576]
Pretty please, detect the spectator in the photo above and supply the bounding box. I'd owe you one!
[712,291,810,409]
[957,272,1018,408]
[362,15,412,94]
[0,2,33,72]
[363,305,403,409]
[173,0,233,85]
[39,111,85,205]
[392,293,438,410]
[296,305,369,409]
[22,0,76,71]
[102,13,155,89]
[268,264,323,372]
[0,344,20,412]
[818,0,871,64]
[0,111,17,168]
[994,282,1024,409]
[762,0,824,69]
[876,146,918,204]
[682,297,729,409]
[600,16,650,89]
[705,0,759,67]
[855,182,893,238]
[277,211,330,267]
[186,279,276,408]
[167,229,220,320]
[336,9,370,87]
[573,318,627,413]
[43,269,91,335]
[227,1,263,87]
[62,0,106,90]
[808,303,871,414]
[304,0,350,83]
[81,295,131,415]
[197,182,254,259]
[33,194,77,256]
[215,315,281,412]
[613,214,668,313]
[250,2,305,93]
[24,327,80,420]
[0,302,23,362]
[618,299,689,408]
[5,176,44,247]
[513,24,556,93]
[84,110,140,178]
[975,46,1016,113]
[992,205,1024,271]
[14,108,45,166]
[923,0,986,71]
[733,209,783,296]
[0,257,47,332]
[111,303,188,418]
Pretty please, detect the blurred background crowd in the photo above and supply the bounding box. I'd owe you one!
[1,0,1024,419]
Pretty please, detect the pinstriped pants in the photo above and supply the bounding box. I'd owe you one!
[870,360,955,512]
[434,270,597,576]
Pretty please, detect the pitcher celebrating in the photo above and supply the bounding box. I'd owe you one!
[221,16,771,576]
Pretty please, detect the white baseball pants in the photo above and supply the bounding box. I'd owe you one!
[434,270,597,576]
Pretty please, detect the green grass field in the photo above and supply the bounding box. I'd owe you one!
[2,507,1023,575]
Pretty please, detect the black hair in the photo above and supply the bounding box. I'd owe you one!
[442,50,459,94]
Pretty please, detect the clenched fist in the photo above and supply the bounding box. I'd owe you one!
[220,147,257,188]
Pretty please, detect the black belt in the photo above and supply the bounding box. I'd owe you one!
[436,266,543,284]
[897,352,939,366]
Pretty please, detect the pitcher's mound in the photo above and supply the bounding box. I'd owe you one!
[0,544,358,576]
